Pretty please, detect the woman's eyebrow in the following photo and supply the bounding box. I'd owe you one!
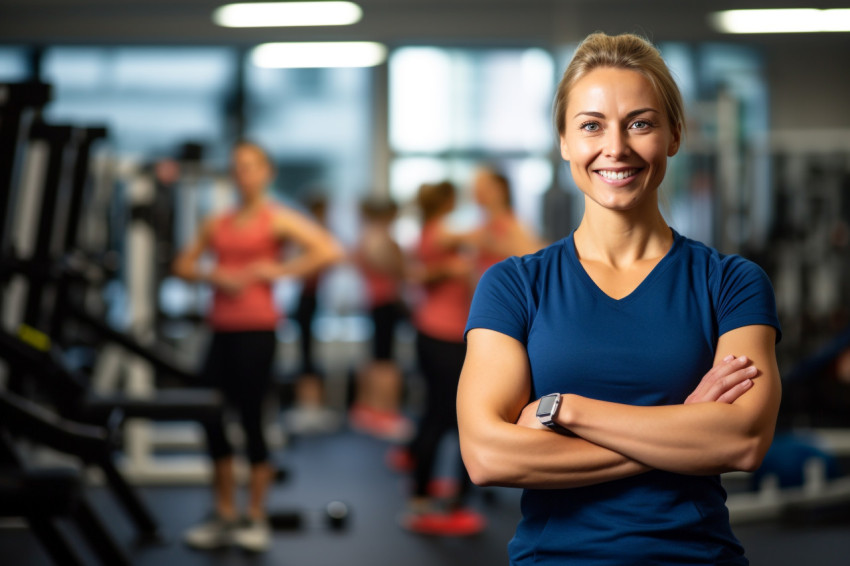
[626,107,660,119]
[572,108,660,120]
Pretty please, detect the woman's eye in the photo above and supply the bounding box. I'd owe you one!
[631,120,652,130]
[580,122,600,132]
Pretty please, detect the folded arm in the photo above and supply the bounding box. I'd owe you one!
[553,324,781,475]
[458,328,651,489]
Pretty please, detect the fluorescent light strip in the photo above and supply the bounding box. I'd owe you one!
[214,2,362,28]
[251,42,387,68]
[711,8,850,34]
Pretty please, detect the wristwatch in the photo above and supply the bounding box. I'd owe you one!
[536,393,570,434]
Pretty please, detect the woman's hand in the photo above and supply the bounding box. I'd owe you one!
[685,354,759,405]
[209,269,251,296]
[246,260,282,283]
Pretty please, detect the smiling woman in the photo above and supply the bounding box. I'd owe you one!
[559,67,680,217]
[457,32,782,565]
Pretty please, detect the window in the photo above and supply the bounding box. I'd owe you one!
[389,46,556,235]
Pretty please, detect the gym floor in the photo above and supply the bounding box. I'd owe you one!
[3,422,850,566]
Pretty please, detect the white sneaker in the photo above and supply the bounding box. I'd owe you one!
[184,514,236,550]
[232,517,272,552]
[284,406,342,436]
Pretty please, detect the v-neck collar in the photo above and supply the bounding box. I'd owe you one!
[564,228,682,304]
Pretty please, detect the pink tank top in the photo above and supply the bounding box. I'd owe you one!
[208,205,282,331]
[413,220,472,342]
[361,264,401,309]
[477,214,512,274]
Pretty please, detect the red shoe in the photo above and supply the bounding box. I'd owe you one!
[385,446,415,473]
[350,405,414,442]
[401,508,486,537]
[348,403,380,433]
[370,410,415,442]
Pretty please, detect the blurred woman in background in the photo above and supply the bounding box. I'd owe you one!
[349,196,413,441]
[469,166,545,275]
[173,141,343,553]
[399,181,485,536]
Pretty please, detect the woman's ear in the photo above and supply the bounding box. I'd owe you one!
[667,122,682,157]
[559,136,570,161]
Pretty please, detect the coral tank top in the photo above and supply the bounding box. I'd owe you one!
[207,205,282,331]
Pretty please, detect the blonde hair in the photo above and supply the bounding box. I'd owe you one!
[554,32,684,138]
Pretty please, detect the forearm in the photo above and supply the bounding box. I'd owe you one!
[559,327,782,475]
[172,221,213,283]
[558,395,774,474]
[459,418,649,489]
[172,256,210,283]
[275,244,344,279]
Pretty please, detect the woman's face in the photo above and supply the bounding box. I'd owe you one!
[472,171,509,211]
[232,145,272,201]
[473,171,497,207]
[559,67,680,214]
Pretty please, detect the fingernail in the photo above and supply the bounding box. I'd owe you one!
[724,355,735,362]
[738,356,748,363]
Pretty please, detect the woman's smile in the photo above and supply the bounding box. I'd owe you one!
[595,167,641,183]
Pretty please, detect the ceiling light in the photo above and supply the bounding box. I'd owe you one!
[711,8,850,33]
[251,42,387,68]
[214,2,362,28]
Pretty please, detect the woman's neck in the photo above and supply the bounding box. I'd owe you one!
[574,205,671,269]
[239,192,266,213]
[485,202,511,219]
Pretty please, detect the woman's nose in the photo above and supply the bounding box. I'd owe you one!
[603,129,629,159]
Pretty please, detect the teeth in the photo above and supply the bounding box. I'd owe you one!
[599,169,636,180]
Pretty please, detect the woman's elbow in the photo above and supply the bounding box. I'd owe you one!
[462,451,501,487]
[172,258,191,280]
[460,439,517,487]
[464,459,493,487]
[732,433,774,473]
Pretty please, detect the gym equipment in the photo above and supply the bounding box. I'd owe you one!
[0,86,228,483]
[779,323,850,428]
[0,82,51,251]
[0,82,228,548]
[0,326,222,429]
[0,327,216,543]
[0,79,348,537]
[0,390,134,565]
[0,467,97,566]
[723,322,850,524]
[268,500,351,531]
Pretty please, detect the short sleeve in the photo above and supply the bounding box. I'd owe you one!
[715,256,782,343]
[465,259,531,345]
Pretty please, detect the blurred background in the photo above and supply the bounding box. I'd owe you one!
[2,1,850,565]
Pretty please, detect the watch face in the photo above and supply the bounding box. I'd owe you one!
[537,394,557,417]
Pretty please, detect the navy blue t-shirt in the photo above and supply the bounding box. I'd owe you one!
[465,229,781,566]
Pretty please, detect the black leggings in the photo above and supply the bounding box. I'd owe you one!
[294,291,318,376]
[371,301,404,360]
[200,330,277,464]
[409,332,472,503]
